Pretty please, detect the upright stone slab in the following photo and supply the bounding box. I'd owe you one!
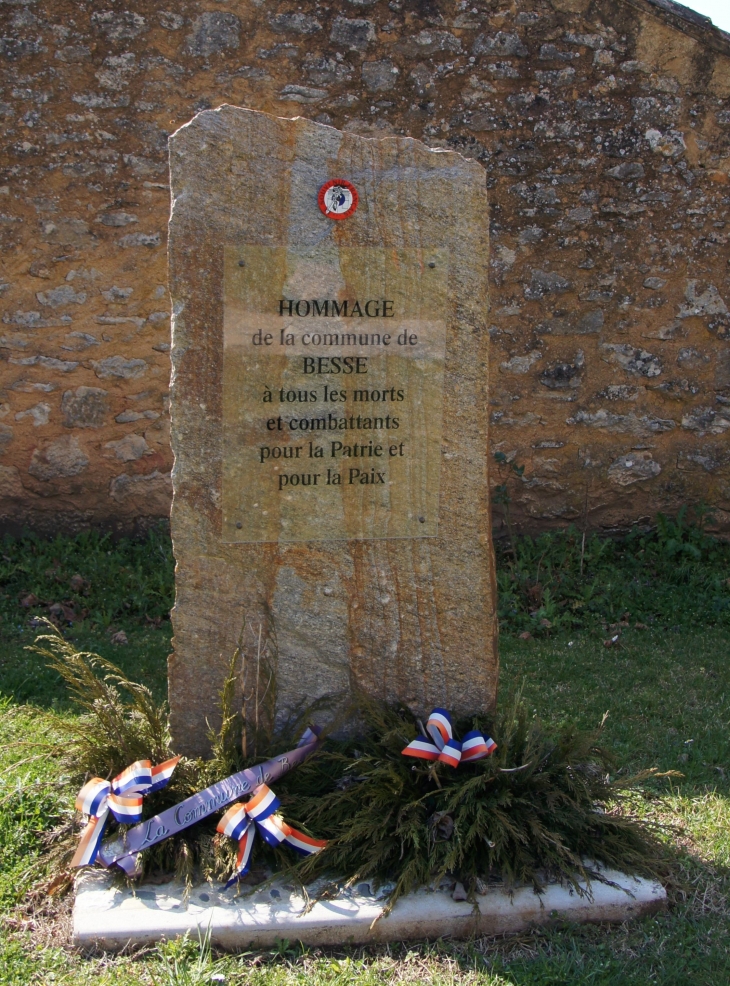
[168,106,495,755]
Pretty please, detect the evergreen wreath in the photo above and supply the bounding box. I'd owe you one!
[280,695,670,910]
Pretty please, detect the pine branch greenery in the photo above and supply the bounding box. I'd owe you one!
[281,691,674,911]
[29,624,673,904]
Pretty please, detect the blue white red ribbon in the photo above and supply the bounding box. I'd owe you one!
[96,726,323,874]
[217,783,327,888]
[71,756,180,868]
[401,708,497,768]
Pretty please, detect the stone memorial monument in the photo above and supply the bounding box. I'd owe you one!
[167,106,496,756]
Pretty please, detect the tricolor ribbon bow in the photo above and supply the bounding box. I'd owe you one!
[401,708,497,768]
[71,756,180,868]
[217,784,327,889]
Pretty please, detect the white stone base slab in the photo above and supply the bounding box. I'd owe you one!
[73,868,666,951]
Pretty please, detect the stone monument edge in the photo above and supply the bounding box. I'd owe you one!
[166,105,496,757]
[167,102,489,171]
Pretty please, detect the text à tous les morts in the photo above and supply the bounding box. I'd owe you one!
[254,298,422,492]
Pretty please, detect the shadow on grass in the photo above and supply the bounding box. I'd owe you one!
[1,524,730,983]
[0,525,173,707]
[0,623,171,707]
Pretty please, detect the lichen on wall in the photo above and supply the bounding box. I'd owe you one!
[0,0,728,533]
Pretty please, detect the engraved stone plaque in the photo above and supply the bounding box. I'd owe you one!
[168,107,496,756]
[222,246,447,542]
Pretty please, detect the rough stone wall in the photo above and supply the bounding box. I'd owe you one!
[0,0,728,534]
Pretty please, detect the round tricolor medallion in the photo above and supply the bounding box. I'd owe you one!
[318,179,358,220]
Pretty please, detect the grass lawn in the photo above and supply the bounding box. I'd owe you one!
[0,526,729,984]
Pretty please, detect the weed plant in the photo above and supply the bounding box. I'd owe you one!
[0,525,173,704]
[496,506,730,635]
[0,510,727,649]
[0,525,174,633]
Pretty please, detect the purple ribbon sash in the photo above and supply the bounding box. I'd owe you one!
[96,729,321,873]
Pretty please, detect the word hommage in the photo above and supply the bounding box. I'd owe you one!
[279,298,394,318]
